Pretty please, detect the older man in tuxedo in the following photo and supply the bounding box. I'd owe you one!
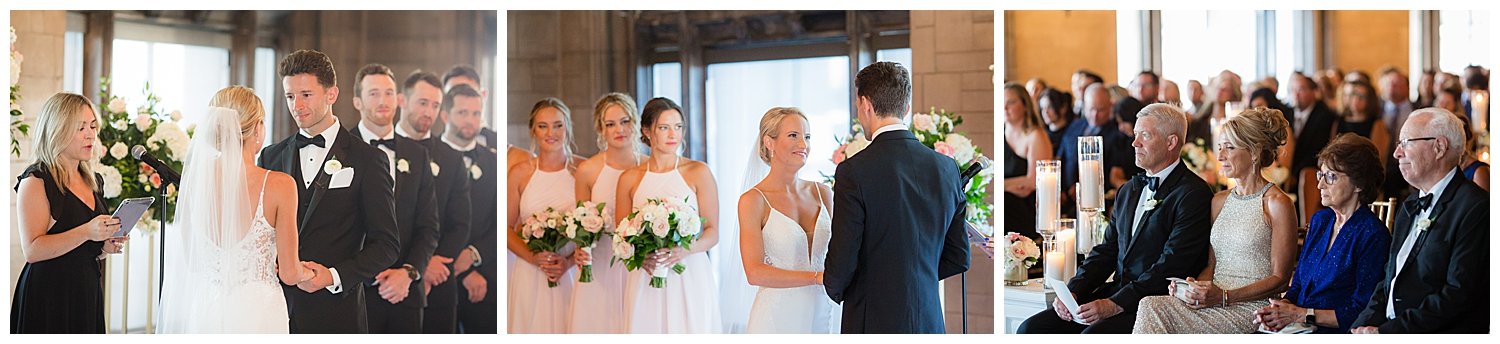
[1352,108,1489,334]
[1018,103,1214,334]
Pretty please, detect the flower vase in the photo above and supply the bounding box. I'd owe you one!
[1004,262,1029,286]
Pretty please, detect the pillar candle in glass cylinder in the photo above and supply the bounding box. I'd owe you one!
[1054,225,1077,282]
[1078,136,1104,212]
[1043,240,1064,281]
[1076,211,1095,253]
[1036,160,1061,238]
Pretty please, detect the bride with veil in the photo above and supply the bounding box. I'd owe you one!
[156,86,311,333]
[737,107,841,333]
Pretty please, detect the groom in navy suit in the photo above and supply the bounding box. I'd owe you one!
[823,61,970,334]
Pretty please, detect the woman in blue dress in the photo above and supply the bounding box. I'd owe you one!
[1253,133,1391,333]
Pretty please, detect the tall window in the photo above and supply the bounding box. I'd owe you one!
[255,47,277,148]
[109,40,230,127]
[1160,10,1257,96]
[652,62,683,102]
[877,48,913,69]
[1438,10,1491,74]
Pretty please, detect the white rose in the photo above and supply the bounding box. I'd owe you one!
[650,220,670,237]
[396,159,409,173]
[680,216,702,236]
[108,98,127,114]
[169,110,182,121]
[564,222,577,239]
[640,208,656,222]
[912,113,936,132]
[469,164,483,180]
[545,218,557,229]
[96,164,123,198]
[134,113,151,131]
[323,159,343,175]
[111,120,127,131]
[430,162,441,176]
[109,142,128,160]
[581,216,604,233]
[9,53,19,85]
[613,235,635,260]
[946,134,975,165]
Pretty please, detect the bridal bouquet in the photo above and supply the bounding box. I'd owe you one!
[95,78,190,225]
[612,197,702,288]
[520,207,572,287]
[830,108,994,228]
[562,201,609,283]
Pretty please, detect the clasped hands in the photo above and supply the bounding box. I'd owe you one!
[1052,293,1123,325]
[1167,277,1225,310]
[1252,298,1306,332]
[285,261,333,293]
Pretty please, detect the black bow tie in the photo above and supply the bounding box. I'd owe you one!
[295,134,326,149]
[1405,194,1435,214]
[461,148,480,161]
[369,138,395,150]
[1137,174,1161,192]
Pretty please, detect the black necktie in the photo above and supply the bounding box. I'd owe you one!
[1405,194,1434,215]
[294,134,326,149]
[369,138,395,150]
[1137,173,1160,192]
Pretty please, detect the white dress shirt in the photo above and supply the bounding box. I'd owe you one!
[1387,168,1459,319]
[1132,159,1182,236]
[870,123,909,141]
[444,135,478,167]
[357,122,397,183]
[1292,105,1312,137]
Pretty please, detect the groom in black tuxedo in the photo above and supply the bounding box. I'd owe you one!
[1019,103,1213,334]
[349,63,440,333]
[258,50,400,333]
[441,85,499,334]
[824,62,969,334]
[399,71,473,334]
[1352,109,1489,334]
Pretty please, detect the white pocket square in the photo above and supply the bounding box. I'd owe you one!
[329,167,355,189]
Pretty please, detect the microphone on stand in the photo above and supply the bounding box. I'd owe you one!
[959,154,992,184]
[131,145,181,186]
[955,154,992,334]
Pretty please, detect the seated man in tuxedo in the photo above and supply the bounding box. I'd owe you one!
[1352,108,1489,334]
[349,63,440,333]
[1019,103,1214,334]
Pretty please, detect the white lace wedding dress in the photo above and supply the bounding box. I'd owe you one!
[743,188,841,333]
[158,171,289,333]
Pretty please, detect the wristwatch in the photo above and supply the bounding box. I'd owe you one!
[401,264,420,281]
[1304,308,1316,326]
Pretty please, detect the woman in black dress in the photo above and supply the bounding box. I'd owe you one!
[1002,83,1053,240]
[11,92,125,333]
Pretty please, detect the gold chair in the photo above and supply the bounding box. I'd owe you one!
[1369,197,1396,230]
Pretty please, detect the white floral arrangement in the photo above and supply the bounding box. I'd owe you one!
[94,78,189,225]
[11,26,28,157]
[1004,232,1041,271]
[828,108,994,229]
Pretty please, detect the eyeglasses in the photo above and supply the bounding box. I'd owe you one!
[1397,137,1438,150]
[1315,170,1344,184]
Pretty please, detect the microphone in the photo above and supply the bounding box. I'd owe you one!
[959,154,991,184]
[131,145,181,186]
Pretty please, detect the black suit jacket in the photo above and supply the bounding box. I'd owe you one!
[1285,102,1338,174]
[1069,161,1214,313]
[457,145,499,306]
[824,129,969,334]
[410,137,473,266]
[349,129,440,309]
[257,125,401,333]
[1354,172,1489,333]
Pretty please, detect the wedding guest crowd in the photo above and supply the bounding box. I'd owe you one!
[1011,63,1490,334]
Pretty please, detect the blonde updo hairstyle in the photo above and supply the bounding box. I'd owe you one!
[208,86,266,141]
[757,107,809,163]
[1221,106,1290,168]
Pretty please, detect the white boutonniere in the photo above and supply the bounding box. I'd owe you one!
[323,158,343,175]
[1143,198,1160,211]
[470,164,483,180]
[397,158,410,173]
[430,161,441,176]
[1415,217,1433,232]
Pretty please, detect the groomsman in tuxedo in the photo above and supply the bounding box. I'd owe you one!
[400,70,473,334]
[441,85,499,334]
[442,65,497,149]
[1019,104,1214,334]
[1353,109,1489,334]
[258,49,400,333]
[348,63,440,333]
